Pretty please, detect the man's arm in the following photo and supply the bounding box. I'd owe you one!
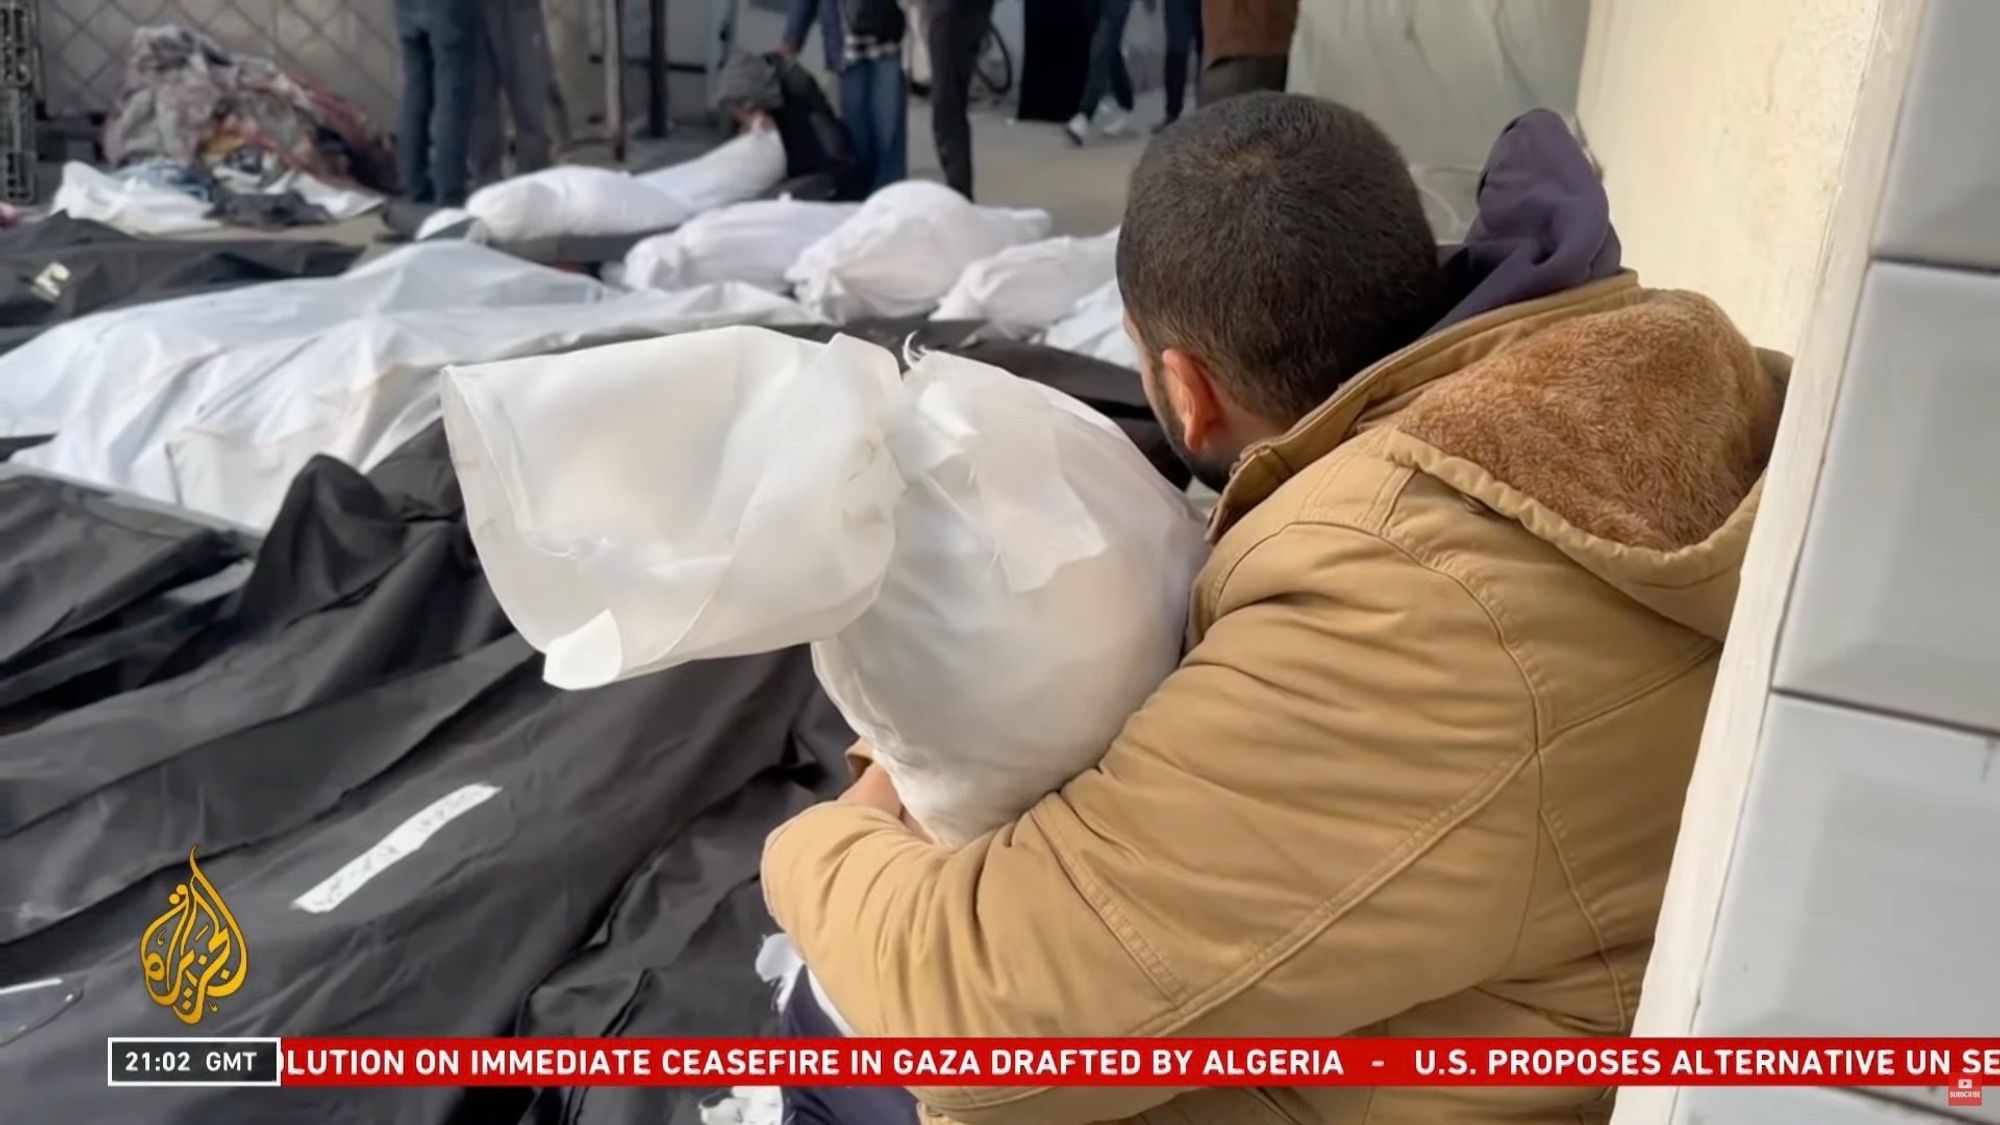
[779,0,819,57]
[764,522,1540,1123]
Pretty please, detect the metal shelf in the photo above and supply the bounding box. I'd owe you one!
[0,0,35,203]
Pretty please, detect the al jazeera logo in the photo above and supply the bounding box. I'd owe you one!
[139,847,247,1024]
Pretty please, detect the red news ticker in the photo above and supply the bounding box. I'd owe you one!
[267,1037,2000,1088]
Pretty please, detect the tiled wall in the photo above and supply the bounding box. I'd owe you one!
[1669,2,2000,1121]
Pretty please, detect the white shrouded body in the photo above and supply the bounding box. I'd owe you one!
[933,229,1121,335]
[785,181,1053,322]
[466,127,786,242]
[466,165,694,242]
[1042,279,1141,370]
[441,325,1205,845]
[623,200,862,294]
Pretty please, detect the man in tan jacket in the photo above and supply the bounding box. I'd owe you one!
[765,93,1784,1124]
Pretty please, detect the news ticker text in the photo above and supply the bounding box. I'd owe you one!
[104,1037,2000,1090]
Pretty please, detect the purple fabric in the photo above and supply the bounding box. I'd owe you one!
[1433,109,1622,333]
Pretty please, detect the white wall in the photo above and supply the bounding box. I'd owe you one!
[1285,0,1590,238]
[1612,7,2000,1125]
[1288,0,1587,173]
[1576,0,1884,352]
[1285,0,1886,354]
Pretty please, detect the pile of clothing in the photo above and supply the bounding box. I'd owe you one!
[53,25,395,236]
[108,24,397,192]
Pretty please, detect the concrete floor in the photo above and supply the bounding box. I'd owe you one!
[903,92,1160,236]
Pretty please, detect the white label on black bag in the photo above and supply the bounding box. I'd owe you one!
[31,261,71,303]
[290,784,500,914]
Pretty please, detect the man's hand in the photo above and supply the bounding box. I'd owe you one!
[776,40,800,60]
[843,761,904,818]
[843,761,935,841]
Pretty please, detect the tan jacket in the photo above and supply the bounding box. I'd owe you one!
[763,274,1785,1125]
[1203,0,1300,62]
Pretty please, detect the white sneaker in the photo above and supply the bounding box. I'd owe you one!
[1064,113,1090,146]
[1100,110,1131,138]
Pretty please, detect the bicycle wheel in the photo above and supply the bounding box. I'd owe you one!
[974,23,1014,97]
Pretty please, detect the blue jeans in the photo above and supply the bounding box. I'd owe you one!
[395,0,481,205]
[1079,0,1136,120]
[839,55,908,194]
[1163,0,1203,120]
[469,0,556,183]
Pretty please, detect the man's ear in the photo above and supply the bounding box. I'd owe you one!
[1161,347,1226,456]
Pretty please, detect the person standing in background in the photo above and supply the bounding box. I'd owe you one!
[1159,0,1202,130]
[1200,0,1297,104]
[393,0,482,205]
[783,0,910,193]
[468,0,558,185]
[1065,0,1138,145]
[926,0,997,199]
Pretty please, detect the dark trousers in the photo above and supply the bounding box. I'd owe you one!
[1078,0,1136,119]
[840,55,910,193]
[394,0,481,205]
[468,0,556,184]
[780,977,919,1124]
[1199,53,1289,107]
[927,0,997,199]
[1162,0,1202,121]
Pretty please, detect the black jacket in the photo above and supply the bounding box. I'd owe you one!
[770,53,870,201]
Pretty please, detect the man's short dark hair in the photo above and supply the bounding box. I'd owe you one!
[1119,93,1444,423]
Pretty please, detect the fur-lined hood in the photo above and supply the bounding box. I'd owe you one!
[1209,272,1785,639]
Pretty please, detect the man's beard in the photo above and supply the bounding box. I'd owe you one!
[1155,390,1236,494]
